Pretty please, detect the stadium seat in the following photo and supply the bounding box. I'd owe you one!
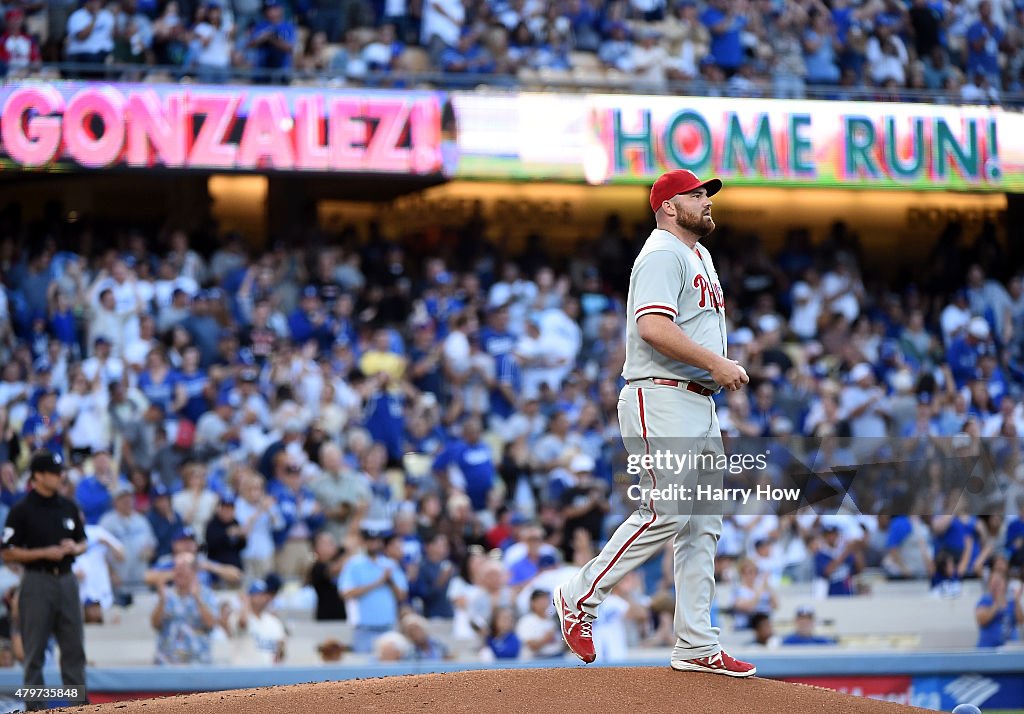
[537,67,572,86]
[569,52,601,71]
[516,67,540,86]
[571,66,607,85]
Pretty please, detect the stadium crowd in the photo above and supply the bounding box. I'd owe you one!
[0,204,1021,662]
[2,0,1024,100]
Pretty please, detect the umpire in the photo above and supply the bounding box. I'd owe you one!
[1,450,87,709]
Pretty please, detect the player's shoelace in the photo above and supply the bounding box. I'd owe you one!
[561,602,593,640]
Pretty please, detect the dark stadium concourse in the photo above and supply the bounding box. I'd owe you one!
[0,170,448,250]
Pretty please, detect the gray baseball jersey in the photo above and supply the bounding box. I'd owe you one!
[623,229,728,389]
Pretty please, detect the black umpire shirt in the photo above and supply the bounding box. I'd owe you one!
[2,490,86,573]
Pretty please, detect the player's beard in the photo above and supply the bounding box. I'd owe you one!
[676,209,715,238]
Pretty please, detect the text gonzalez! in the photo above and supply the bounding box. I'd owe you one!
[0,84,443,173]
[625,451,769,476]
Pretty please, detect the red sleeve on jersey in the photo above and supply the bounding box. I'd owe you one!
[0,34,11,63]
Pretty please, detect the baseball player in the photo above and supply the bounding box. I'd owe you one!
[553,170,755,677]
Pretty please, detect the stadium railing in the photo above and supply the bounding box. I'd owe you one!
[4,62,1024,107]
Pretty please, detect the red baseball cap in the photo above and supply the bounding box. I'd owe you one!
[649,170,722,213]
[5,8,24,20]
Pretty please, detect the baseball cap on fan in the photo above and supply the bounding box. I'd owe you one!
[649,170,722,213]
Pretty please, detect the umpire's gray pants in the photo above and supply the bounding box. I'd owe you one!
[560,382,724,660]
[19,570,86,709]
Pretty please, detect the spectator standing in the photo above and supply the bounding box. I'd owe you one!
[57,371,110,458]
[247,0,296,82]
[814,524,858,597]
[20,388,64,456]
[338,528,408,654]
[882,515,934,581]
[147,484,184,563]
[421,0,465,55]
[172,461,219,543]
[432,416,496,512]
[557,453,606,551]
[909,0,944,59]
[75,449,119,525]
[308,531,346,621]
[235,471,285,580]
[137,348,180,421]
[310,442,369,544]
[151,553,218,664]
[840,364,888,457]
[174,346,210,427]
[99,483,157,593]
[966,0,1007,87]
[66,0,116,69]
[701,0,747,75]
[74,523,124,617]
[412,533,455,618]
[204,495,247,574]
[112,0,154,65]
[192,4,234,92]
[948,318,992,388]
[81,336,124,386]
[768,6,807,99]
[0,8,41,76]
[268,457,324,580]
[151,0,187,66]
[631,28,669,86]
[803,10,840,85]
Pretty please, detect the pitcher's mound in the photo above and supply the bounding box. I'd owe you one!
[72,666,930,714]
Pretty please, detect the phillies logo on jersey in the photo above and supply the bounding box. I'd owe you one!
[692,274,724,311]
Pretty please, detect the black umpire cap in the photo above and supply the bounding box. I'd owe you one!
[29,450,66,475]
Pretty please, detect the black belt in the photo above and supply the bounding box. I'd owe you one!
[26,564,72,576]
[628,377,716,397]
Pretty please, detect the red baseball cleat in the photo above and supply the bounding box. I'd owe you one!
[670,650,757,677]
[553,585,596,663]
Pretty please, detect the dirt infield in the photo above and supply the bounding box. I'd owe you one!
[67,666,931,714]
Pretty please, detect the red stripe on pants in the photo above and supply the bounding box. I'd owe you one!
[576,387,658,612]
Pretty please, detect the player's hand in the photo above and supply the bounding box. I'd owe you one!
[732,359,749,383]
[41,545,66,561]
[711,358,749,391]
